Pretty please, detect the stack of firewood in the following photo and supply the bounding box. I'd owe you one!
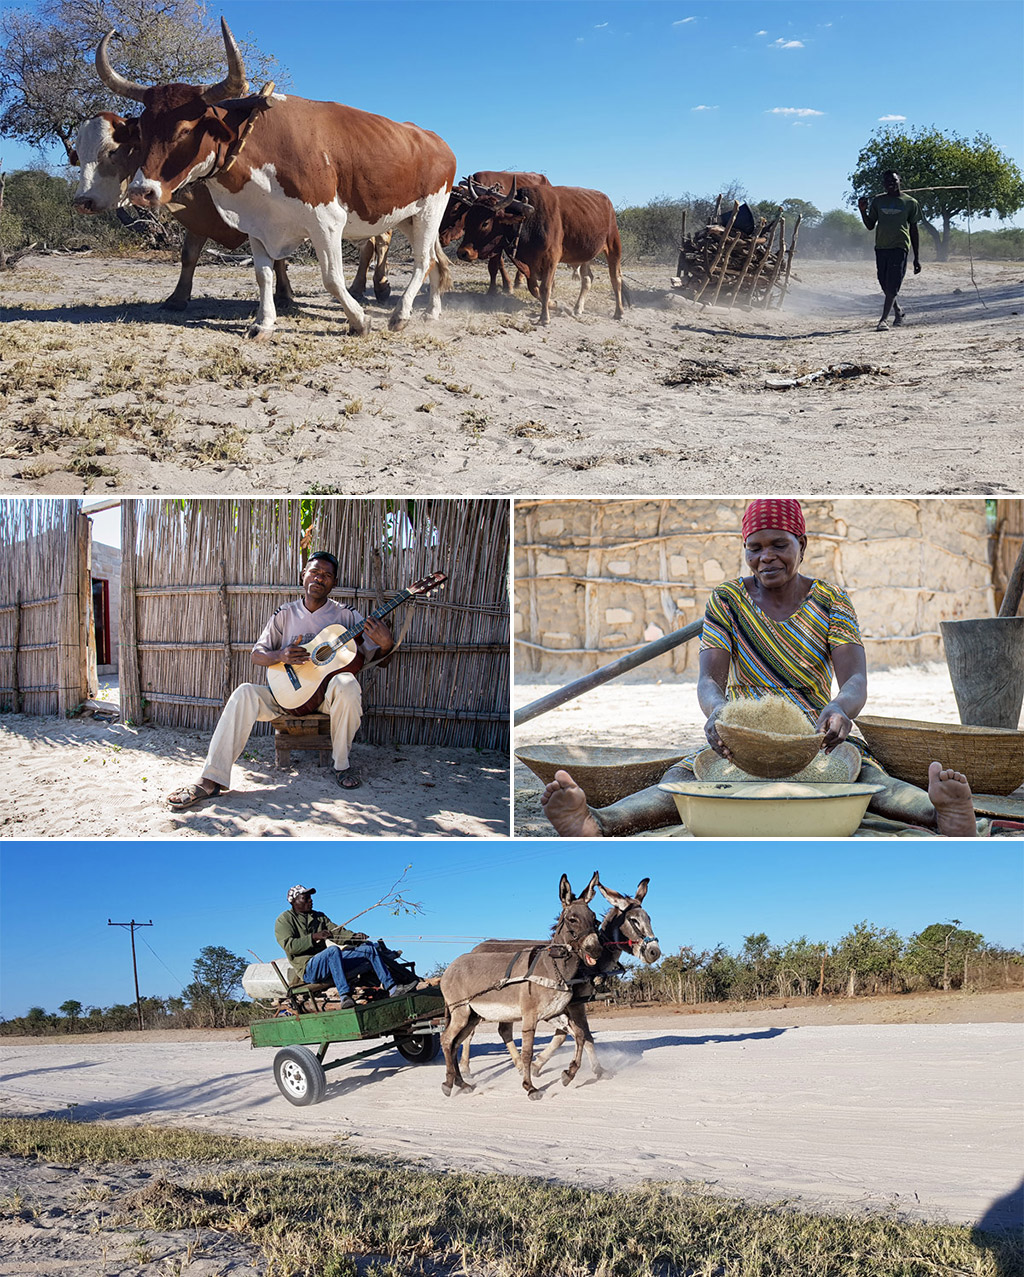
[671,197,801,310]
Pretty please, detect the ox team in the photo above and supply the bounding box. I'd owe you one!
[83,18,628,332]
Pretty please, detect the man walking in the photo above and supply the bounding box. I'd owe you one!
[858,170,921,330]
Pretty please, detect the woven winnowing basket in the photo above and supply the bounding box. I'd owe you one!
[694,741,860,784]
[855,715,1024,796]
[514,744,687,807]
[715,722,825,778]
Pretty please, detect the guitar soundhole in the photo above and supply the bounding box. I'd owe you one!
[313,644,334,664]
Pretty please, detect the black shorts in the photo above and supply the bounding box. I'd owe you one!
[875,247,908,296]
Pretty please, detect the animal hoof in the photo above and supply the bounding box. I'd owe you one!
[160,298,188,311]
[441,1083,452,1097]
[245,325,274,343]
[527,1087,542,1101]
[276,295,297,313]
[388,311,408,332]
[374,282,391,301]
[561,1071,573,1086]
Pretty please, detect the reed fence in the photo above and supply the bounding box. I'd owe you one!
[0,500,92,716]
[515,498,998,679]
[121,499,509,750]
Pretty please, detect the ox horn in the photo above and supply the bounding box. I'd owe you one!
[95,30,148,103]
[199,18,249,103]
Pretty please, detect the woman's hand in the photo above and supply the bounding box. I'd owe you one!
[815,705,853,753]
[704,706,733,759]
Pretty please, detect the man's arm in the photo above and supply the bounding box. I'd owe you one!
[857,196,877,231]
[910,220,921,272]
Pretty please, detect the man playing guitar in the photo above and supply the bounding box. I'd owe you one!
[166,551,392,809]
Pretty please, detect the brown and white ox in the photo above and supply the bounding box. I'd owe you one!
[440,171,551,294]
[71,114,393,309]
[95,19,454,338]
[457,183,626,325]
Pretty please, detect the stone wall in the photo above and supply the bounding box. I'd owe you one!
[515,499,996,679]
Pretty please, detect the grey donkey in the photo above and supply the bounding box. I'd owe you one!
[440,871,602,1099]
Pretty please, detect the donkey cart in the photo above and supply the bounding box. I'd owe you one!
[249,989,446,1107]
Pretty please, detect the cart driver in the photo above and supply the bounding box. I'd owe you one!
[275,884,419,1009]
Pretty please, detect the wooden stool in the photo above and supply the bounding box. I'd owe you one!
[271,712,332,769]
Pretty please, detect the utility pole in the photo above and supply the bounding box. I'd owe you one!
[108,919,152,1030]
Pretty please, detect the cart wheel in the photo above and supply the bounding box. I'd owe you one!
[395,1032,441,1063]
[273,1045,327,1106]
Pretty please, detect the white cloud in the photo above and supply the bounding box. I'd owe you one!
[691,104,718,112]
[673,17,696,24]
[595,21,608,28]
[878,114,907,122]
[755,29,768,36]
[771,38,804,48]
[768,107,823,117]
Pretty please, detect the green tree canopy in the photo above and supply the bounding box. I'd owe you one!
[190,944,248,1007]
[849,125,1024,259]
[0,0,283,151]
[905,922,983,990]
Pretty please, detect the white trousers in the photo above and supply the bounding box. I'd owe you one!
[200,675,362,787]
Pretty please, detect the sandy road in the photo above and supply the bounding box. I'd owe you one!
[3,1016,1021,1229]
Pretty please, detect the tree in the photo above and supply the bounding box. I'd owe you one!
[189,944,248,1022]
[834,921,902,996]
[0,0,283,153]
[58,999,83,1030]
[849,126,1024,260]
[906,922,983,991]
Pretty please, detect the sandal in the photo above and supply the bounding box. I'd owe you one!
[167,781,222,810]
[334,767,361,790]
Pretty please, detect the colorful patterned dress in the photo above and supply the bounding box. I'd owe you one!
[681,578,878,770]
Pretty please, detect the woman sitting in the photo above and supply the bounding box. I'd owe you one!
[541,498,978,838]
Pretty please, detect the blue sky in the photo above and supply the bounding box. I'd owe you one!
[8,0,1024,227]
[1,839,1020,1017]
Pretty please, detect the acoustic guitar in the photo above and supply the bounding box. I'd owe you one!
[266,572,447,714]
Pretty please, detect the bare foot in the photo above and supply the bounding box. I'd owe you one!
[540,770,601,838]
[928,761,977,837]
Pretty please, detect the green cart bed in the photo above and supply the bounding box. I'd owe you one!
[249,989,446,1106]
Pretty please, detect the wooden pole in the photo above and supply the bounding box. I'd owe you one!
[997,537,1024,618]
[12,589,21,713]
[777,214,803,309]
[728,221,763,308]
[748,209,782,303]
[219,555,232,706]
[79,512,97,697]
[694,201,740,303]
[514,618,703,727]
[675,207,687,278]
[761,216,788,308]
[119,500,144,725]
[56,503,81,716]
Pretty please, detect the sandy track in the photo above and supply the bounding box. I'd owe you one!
[2,1012,1021,1228]
[1,256,1020,496]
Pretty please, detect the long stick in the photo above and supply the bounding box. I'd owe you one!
[514,619,702,727]
[998,537,1024,618]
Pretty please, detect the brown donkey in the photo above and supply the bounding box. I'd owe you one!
[440,872,602,1098]
[459,877,660,1084]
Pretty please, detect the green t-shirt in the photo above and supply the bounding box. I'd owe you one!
[868,193,919,252]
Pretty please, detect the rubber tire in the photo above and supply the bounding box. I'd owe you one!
[395,1032,441,1063]
[273,1045,327,1106]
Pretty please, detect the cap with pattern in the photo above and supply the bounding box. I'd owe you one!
[287,884,316,904]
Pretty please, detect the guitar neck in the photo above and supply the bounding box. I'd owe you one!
[328,590,410,651]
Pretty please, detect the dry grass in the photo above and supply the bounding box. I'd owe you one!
[1,1117,1016,1277]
